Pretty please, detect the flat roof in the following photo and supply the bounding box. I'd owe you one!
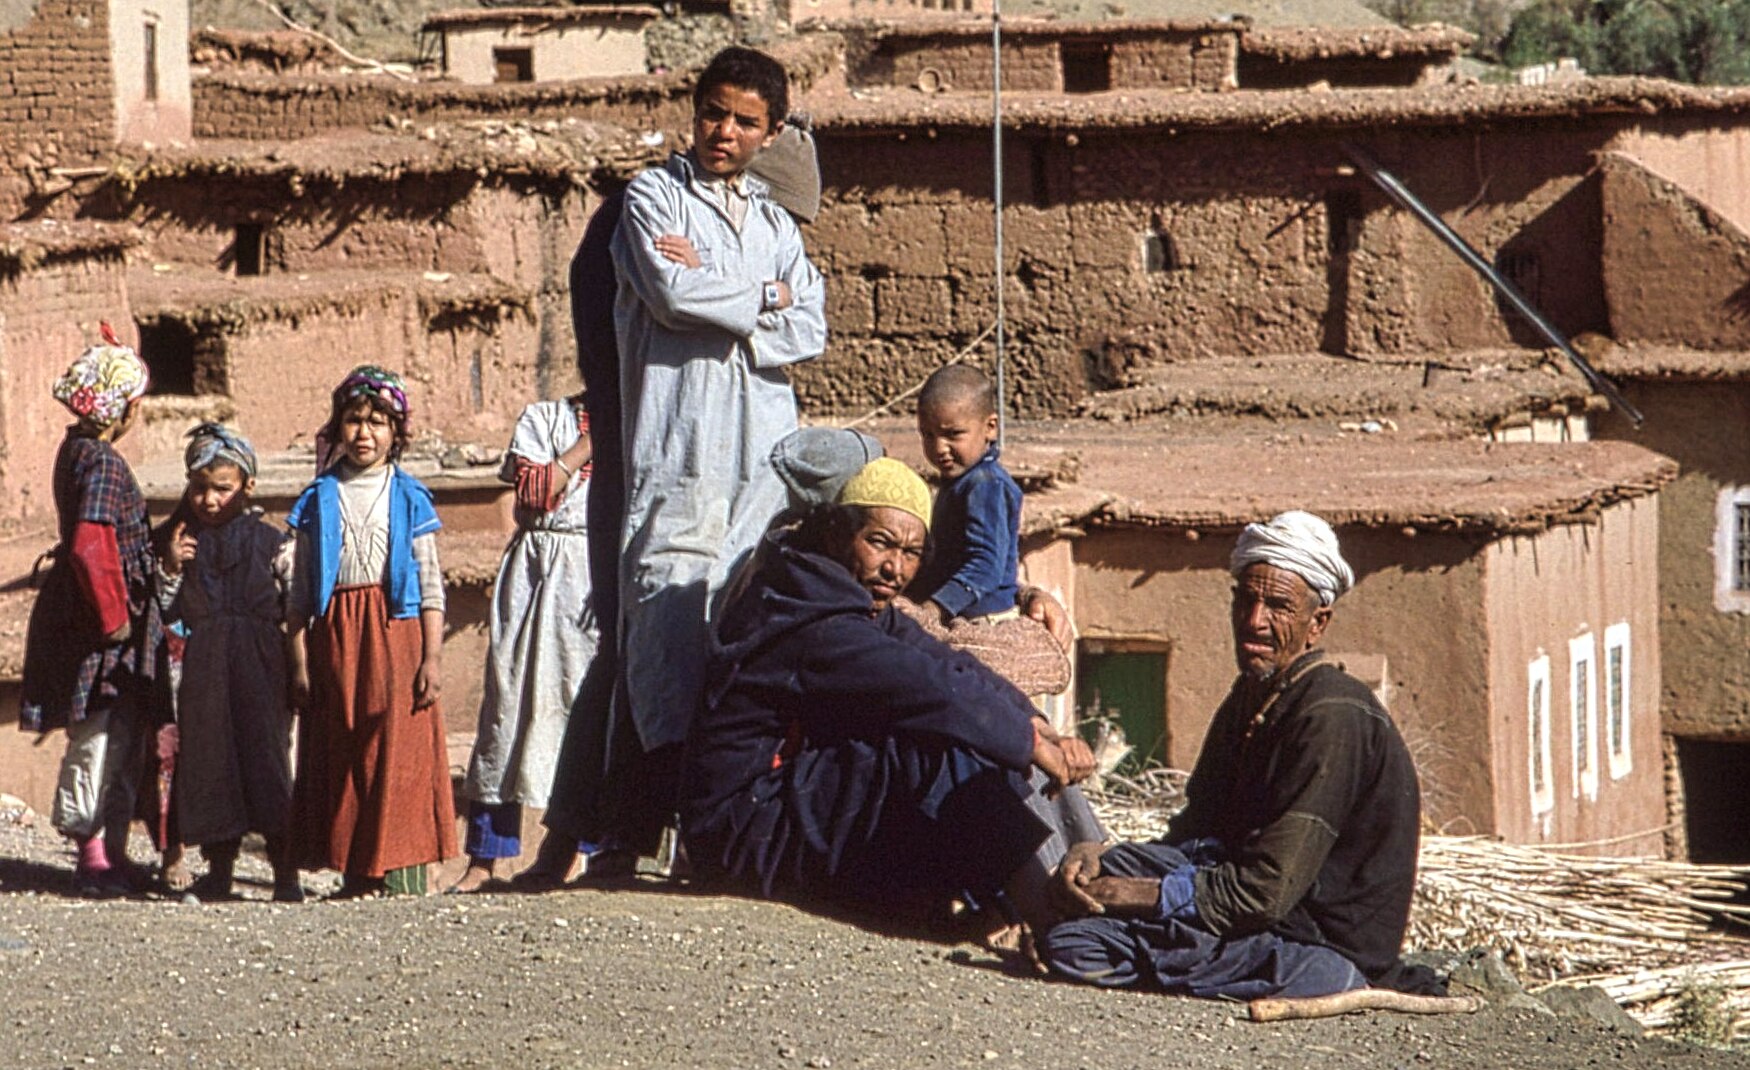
[847,16,1249,38]
[1077,352,1601,434]
[422,6,662,30]
[128,267,533,328]
[1242,23,1473,60]
[1003,431,1676,537]
[808,75,1750,133]
[111,119,671,186]
[0,220,141,273]
[1591,343,1750,382]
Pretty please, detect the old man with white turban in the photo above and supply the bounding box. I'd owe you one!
[1041,511,1440,1000]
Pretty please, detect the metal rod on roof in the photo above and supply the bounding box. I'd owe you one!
[992,0,1007,447]
[1339,142,1644,428]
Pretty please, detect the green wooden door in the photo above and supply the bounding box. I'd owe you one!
[1076,649,1168,767]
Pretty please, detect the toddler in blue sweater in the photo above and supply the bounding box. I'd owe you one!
[911,364,1021,623]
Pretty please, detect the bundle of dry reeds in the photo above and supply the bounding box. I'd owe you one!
[1408,836,1750,981]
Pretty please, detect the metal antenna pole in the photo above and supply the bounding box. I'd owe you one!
[992,0,1006,446]
[1341,142,1644,427]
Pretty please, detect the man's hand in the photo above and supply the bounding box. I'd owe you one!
[1019,586,1073,650]
[104,621,132,644]
[1048,841,1107,918]
[1056,733,1097,785]
[287,663,311,713]
[654,234,701,269]
[1032,731,1070,796]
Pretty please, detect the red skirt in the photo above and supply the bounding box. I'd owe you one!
[291,585,457,877]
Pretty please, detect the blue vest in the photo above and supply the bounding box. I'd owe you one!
[287,465,441,621]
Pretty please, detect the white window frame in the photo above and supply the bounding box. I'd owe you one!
[1527,654,1554,817]
[1604,623,1632,781]
[1712,485,1750,612]
[1569,634,1599,802]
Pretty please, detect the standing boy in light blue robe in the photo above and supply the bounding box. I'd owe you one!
[608,46,828,848]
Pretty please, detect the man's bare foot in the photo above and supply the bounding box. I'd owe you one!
[444,861,496,894]
[161,857,193,893]
[507,840,582,890]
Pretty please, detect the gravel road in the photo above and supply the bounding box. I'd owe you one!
[0,815,1743,1070]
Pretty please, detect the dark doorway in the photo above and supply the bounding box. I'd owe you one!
[494,47,534,84]
[1061,42,1111,94]
[138,320,198,395]
[1321,188,1363,355]
[233,223,265,277]
[1077,642,1169,768]
[1677,738,1750,863]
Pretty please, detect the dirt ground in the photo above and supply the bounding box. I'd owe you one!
[0,816,1742,1070]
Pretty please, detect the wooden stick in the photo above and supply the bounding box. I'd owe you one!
[246,0,412,81]
[1247,991,1486,1023]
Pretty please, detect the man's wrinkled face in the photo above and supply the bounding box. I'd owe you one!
[1230,562,1331,681]
[692,83,779,179]
[840,506,926,612]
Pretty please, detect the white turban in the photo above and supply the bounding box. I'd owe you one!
[1230,511,1354,606]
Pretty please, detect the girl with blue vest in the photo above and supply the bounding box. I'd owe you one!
[284,366,456,897]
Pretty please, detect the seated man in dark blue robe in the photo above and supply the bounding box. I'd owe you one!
[681,458,1094,926]
[1042,511,1440,1000]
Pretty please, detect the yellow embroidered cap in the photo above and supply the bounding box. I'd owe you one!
[836,457,933,531]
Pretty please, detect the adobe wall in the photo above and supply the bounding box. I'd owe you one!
[111,0,191,146]
[0,252,134,529]
[1481,499,1666,854]
[441,21,651,85]
[1609,118,1750,237]
[1597,381,1750,742]
[1062,524,1493,834]
[197,297,542,456]
[1598,151,1750,350]
[0,0,117,175]
[799,122,1611,416]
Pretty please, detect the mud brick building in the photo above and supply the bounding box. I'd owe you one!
[0,0,189,184]
[422,6,661,85]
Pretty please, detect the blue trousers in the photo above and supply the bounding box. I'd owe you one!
[1041,842,1365,1000]
[465,802,594,862]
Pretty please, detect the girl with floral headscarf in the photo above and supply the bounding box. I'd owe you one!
[282,366,455,896]
[21,324,167,898]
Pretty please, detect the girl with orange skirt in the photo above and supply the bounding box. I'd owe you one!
[284,366,455,896]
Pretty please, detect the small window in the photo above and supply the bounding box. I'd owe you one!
[1325,189,1362,258]
[1528,654,1553,817]
[1605,623,1632,781]
[494,47,534,84]
[233,223,265,277]
[1570,633,1598,802]
[143,21,159,102]
[1142,231,1180,273]
[1711,486,1750,612]
[1498,249,1541,305]
[1061,42,1111,94]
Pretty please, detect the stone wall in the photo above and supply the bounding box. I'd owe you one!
[856,27,1238,94]
[0,0,117,175]
[799,121,1613,417]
